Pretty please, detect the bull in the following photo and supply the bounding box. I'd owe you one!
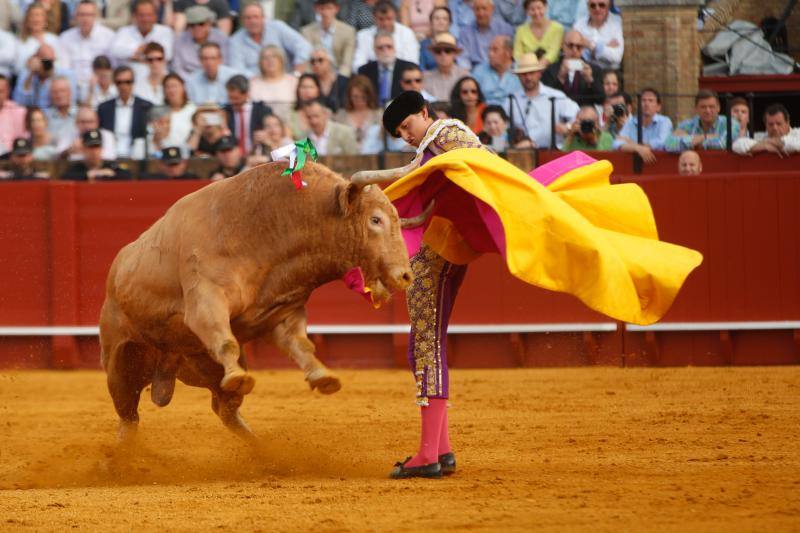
[99,161,412,443]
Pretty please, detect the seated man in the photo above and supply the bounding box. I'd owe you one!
[301,0,356,77]
[562,105,613,151]
[142,146,200,179]
[0,138,48,180]
[678,150,702,176]
[665,89,739,152]
[57,105,117,161]
[471,35,523,106]
[301,98,359,155]
[187,42,240,105]
[62,129,132,181]
[541,30,604,107]
[572,0,623,70]
[13,44,78,108]
[614,87,673,164]
[422,33,470,102]
[352,0,419,72]
[733,103,800,157]
[210,134,245,180]
[357,32,417,106]
[399,65,436,102]
[459,0,514,67]
[601,91,630,138]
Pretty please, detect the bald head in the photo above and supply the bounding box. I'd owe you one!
[678,150,702,176]
[562,30,585,59]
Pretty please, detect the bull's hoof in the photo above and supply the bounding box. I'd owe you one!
[309,374,342,395]
[221,371,256,395]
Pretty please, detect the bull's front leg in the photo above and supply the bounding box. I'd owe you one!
[272,308,341,394]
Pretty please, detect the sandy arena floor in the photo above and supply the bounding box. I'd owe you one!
[0,367,799,532]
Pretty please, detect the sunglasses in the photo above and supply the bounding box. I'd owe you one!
[434,49,455,55]
[115,79,134,85]
[187,22,208,27]
[146,56,164,62]
[565,42,584,49]
[310,57,326,64]
[589,2,608,7]
[402,77,423,83]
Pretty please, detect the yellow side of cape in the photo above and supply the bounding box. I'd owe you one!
[384,148,703,325]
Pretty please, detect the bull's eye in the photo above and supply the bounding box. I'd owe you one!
[370,216,382,225]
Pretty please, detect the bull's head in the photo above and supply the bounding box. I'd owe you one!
[337,182,413,304]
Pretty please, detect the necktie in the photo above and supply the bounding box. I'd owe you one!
[238,108,246,156]
[379,67,390,104]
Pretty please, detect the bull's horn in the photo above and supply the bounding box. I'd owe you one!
[350,158,420,185]
[401,200,435,229]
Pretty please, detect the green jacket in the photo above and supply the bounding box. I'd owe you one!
[563,131,615,151]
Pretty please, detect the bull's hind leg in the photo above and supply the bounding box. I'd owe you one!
[273,308,341,394]
[104,341,156,445]
[182,281,254,395]
[212,391,256,443]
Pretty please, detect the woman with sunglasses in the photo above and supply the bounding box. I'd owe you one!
[513,0,563,67]
[134,42,167,104]
[449,76,487,134]
[572,0,623,70]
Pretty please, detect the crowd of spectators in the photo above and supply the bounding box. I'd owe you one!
[0,0,798,181]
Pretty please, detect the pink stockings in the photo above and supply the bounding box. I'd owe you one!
[405,398,451,467]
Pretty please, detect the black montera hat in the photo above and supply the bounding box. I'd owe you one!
[383,90,426,138]
[82,128,103,147]
[161,146,183,164]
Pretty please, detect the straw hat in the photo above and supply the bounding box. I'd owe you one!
[428,32,463,53]
[513,53,546,74]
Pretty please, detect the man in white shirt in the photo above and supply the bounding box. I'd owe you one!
[58,0,115,103]
[97,66,154,159]
[352,0,420,72]
[172,5,230,80]
[301,0,356,77]
[45,77,79,142]
[507,53,579,149]
[733,103,800,157]
[572,0,623,70]
[186,42,239,105]
[109,0,175,82]
[57,105,117,161]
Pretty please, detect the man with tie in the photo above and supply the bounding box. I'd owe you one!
[222,75,274,157]
[541,30,604,107]
[357,32,417,106]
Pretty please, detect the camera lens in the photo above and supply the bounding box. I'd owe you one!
[613,104,626,117]
[580,119,595,133]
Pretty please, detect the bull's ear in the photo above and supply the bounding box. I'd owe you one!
[336,182,365,216]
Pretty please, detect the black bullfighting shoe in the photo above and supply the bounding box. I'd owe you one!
[389,457,442,479]
[438,452,456,475]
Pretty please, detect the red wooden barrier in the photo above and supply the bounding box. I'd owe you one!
[1,155,799,369]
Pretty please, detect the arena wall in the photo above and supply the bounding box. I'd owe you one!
[1,152,799,369]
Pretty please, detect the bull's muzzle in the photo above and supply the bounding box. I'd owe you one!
[389,266,413,291]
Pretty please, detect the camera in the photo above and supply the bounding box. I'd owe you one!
[579,119,595,134]
[612,103,626,118]
[41,59,54,71]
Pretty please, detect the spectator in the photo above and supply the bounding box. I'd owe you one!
[57,0,115,103]
[186,42,239,105]
[39,0,70,34]
[249,45,298,120]
[357,32,417,106]
[729,97,749,138]
[508,52,578,148]
[541,30,603,107]
[733,103,800,157]
[0,28,17,78]
[254,113,293,154]
[678,150,702,176]
[430,100,451,119]
[210,134,245,180]
[187,105,227,156]
[423,32,470,102]
[300,98,359,155]
[86,55,118,109]
[572,0,623,70]
[665,89,739,152]
[513,0,564,66]
[352,1,420,72]
[401,65,436,102]
[472,35,523,106]
[309,47,349,112]
[25,106,58,160]
[134,42,167,105]
[110,0,174,83]
[287,73,326,136]
[563,105,613,151]
[333,74,383,154]
[0,138,47,180]
[449,0,477,34]
[229,3,311,78]
[223,74,273,156]
[0,0,21,34]
[477,104,532,151]
[459,0,514,67]
[419,6,470,71]
[449,76,487,133]
[15,43,78,109]
[339,0,376,31]
[151,73,197,154]
[301,0,357,77]
[142,146,200,179]
[0,75,28,157]
[601,90,630,137]
[495,0,527,26]
[57,104,117,161]
[62,128,132,180]
[601,68,620,99]
[614,87,672,163]
[400,0,447,41]
[101,0,132,31]
[45,77,78,141]
[16,3,63,74]
[172,6,229,80]
[173,0,232,35]
[97,66,154,159]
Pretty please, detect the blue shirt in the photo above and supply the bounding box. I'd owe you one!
[13,68,78,108]
[664,115,740,152]
[471,62,523,106]
[459,18,514,66]
[186,65,241,105]
[613,113,673,150]
[228,20,312,78]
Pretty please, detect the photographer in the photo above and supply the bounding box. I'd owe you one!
[563,105,613,151]
[12,44,77,108]
[601,91,631,138]
[541,30,604,107]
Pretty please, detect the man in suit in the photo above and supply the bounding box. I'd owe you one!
[541,30,604,107]
[301,98,359,155]
[97,66,153,159]
[222,75,274,157]
[301,0,357,77]
[357,32,417,106]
